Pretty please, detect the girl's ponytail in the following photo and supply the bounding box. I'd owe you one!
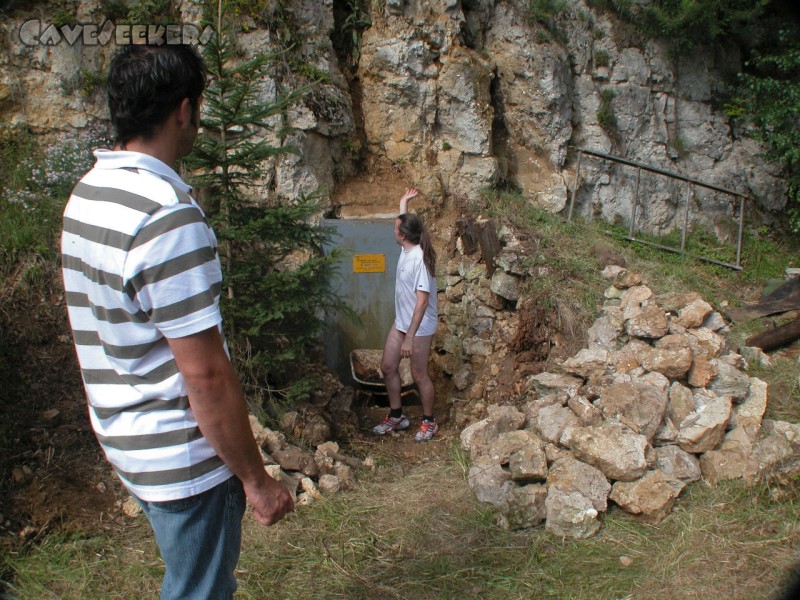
[419,230,437,278]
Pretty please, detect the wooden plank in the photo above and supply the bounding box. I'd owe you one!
[745,317,800,352]
[763,276,800,302]
[456,219,479,255]
[725,288,800,322]
[476,219,501,277]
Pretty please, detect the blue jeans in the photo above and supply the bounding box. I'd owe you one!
[135,477,246,600]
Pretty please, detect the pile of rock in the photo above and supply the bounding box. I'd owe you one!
[462,266,800,538]
[249,416,371,506]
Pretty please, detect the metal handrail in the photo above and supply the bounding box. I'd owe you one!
[567,147,746,270]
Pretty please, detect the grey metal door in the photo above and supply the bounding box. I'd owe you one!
[323,218,398,385]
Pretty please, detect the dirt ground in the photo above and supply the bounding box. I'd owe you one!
[0,266,124,547]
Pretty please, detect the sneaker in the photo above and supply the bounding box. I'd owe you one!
[372,414,410,435]
[415,419,439,442]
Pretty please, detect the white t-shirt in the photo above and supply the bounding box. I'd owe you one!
[394,245,438,336]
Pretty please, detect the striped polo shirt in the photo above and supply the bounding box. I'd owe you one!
[61,149,233,502]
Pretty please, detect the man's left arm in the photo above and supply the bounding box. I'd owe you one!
[167,327,294,525]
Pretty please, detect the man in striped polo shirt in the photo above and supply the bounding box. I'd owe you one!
[61,44,293,599]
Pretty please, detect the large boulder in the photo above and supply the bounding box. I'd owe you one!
[562,423,650,482]
[595,381,668,442]
[609,470,675,524]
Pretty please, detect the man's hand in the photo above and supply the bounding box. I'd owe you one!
[246,475,295,526]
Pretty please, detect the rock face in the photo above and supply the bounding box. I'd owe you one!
[457,264,795,538]
[0,0,787,229]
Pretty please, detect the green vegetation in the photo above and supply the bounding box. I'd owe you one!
[528,0,568,29]
[0,126,110,265]
[748,352,800,423]
[288,59,332,83]
[596,88,618,136]
[672,134,688,158]
[96,0,129,21]
[224,0,299,47]
[76,69,106,98]
[593,49,610,68]
[97,0,177,24]
[728,29,800,231]
[587,0,769,58]
[185,0,351,408]
[335,0,372,67]
[125,0,177,24]
[51,9,77,28]
[639,0,767,57]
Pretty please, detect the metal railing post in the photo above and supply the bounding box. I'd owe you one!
[568,150,582,223]
[680,181,692,253]
[630,166,640,238]
[735,196,745,268]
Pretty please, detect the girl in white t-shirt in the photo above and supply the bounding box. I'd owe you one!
[372,188,439,442]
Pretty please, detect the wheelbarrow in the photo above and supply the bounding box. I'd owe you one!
[349,348,418,406]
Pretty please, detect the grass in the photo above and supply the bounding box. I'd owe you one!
[3,526,161,599]
[0,128,58,267]
[481,188,800,310]
[4,441,799,599]
[0,125,108,268]
[0,198,65,267]
[747,351,800,423]
[597,88,618,134]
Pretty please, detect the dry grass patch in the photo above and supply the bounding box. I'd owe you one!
[232,441,799,600]
[616,480,800,599]
[5,440,798,599]
[747,350,800,423]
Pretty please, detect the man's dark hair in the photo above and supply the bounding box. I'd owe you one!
[107,44,206,147]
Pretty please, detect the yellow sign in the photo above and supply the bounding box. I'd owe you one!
[353,254,386,273]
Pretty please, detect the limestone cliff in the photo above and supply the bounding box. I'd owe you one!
[0,0,788,234]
